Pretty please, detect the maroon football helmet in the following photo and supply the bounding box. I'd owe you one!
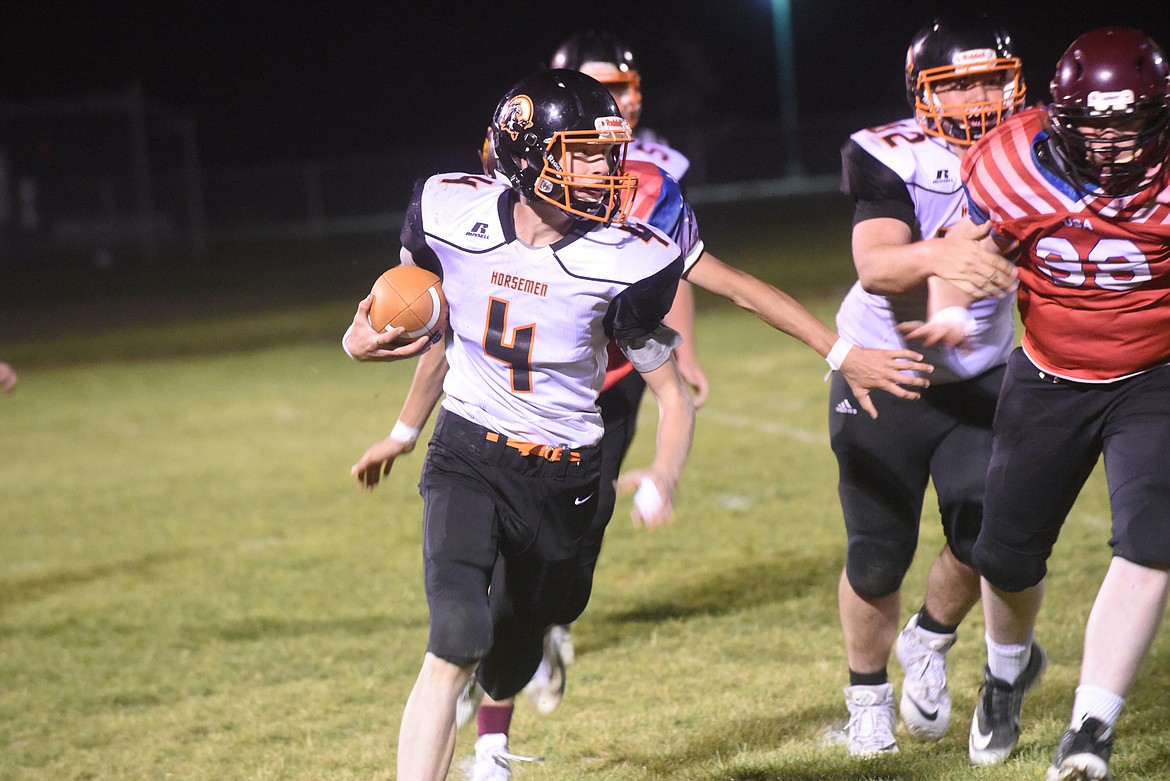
[1048,27,1170,196]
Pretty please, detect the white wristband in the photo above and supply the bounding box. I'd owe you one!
[825,338,854,371]
[930,306,977,337]
[389,420,421,444]
[341,324,357,360]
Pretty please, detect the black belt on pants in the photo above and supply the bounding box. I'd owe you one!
[432,409,598,477]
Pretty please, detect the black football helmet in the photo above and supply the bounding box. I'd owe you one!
[905,18,1025,146]
[492,69,636,223]
[1048,27,1170,197]
[551,30,643,128]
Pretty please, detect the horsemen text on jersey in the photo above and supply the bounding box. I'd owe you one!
[963,107,1170,382]
[400,172,683,446]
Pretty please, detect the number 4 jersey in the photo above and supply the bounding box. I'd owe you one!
[400,172,683,447]
[963,107,1170,381]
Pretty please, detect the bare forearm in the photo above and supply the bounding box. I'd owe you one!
[397,346,448,430]
[686,253,837,357]
[643,361,694,485]
[855,236,944,295]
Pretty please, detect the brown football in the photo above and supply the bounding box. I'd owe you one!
[368,265,448,343]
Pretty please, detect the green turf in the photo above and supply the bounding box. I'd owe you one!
[0,195,1163,780]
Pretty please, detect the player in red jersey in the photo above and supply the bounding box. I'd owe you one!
[961,28,1170,779]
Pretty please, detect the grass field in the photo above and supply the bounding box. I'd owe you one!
[2,195,1168,780]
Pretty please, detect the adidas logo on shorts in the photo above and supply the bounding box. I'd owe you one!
[835,399,858,415]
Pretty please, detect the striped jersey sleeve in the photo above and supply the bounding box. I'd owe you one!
[963,108,1170,380]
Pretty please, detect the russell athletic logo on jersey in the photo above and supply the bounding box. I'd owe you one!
[934,169,953,185]
[466,222,490,238]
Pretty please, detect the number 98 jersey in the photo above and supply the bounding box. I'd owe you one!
[964,108,1170,381]
[400,172,683,447]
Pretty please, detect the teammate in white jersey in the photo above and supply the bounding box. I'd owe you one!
[346,69,696,781]
[551,29,690,182]
[829,17,1021,756]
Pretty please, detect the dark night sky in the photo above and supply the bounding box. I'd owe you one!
[5,2,1170,167]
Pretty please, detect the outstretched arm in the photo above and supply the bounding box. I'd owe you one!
[851,215,1015,296]
[683,251,932,418]
[853,215,1015,299]
[351,345,448,490]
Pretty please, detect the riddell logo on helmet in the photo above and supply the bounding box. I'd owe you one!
[1087,90,1135,113]
[595,116,631,139]
[952,48,996,69]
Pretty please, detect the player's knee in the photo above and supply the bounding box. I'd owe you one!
[845,540,910,598]
[428,602,493,667]
[973,542,1045,592]
[477,622,546,700]
[947,532,978,568]
[940,503,982,567]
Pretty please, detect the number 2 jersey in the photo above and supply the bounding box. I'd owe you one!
[963,107,1170,382]
[836,117,1015,384]
[400,172,684,447]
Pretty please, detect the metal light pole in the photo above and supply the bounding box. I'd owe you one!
[771,0,803,176]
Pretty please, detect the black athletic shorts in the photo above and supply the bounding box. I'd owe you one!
[828,362,1003,579]
[418,409,602,673]
[976,348,1170,582]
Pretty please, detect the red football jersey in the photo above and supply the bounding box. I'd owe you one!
[963,108,1170,381]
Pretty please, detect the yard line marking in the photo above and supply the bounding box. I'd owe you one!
[699,409,828,445]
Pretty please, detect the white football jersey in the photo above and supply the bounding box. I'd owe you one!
[835,117,1014,383]
[627,129,690,182]
[401,172,683,447]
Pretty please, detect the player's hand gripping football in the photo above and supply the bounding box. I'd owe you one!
[344,294,435,361]
[615,471,674,529]
[351,434,416,491]
[937,217,1017,299]
[839,347,933,418]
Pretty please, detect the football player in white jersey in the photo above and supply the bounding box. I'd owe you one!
[346,69,695,781]
[352,128,943,780]
[551,29,691,182]
[830,17,1021,756]
[527,26,704,701]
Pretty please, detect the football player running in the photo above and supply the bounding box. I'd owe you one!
[519,30,940,721]
[531,30,707,693]
[347,69,695,781]
[830,17,1021,757]
[347,58,938,781]
[963,27,1170,780]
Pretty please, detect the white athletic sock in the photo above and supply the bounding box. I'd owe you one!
[1071,684,1124,730]
[985,634,1032,684]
